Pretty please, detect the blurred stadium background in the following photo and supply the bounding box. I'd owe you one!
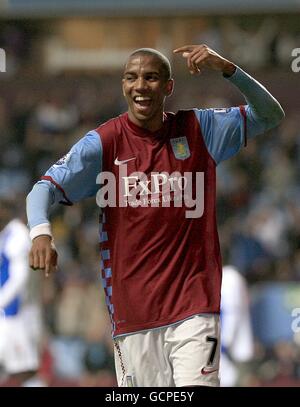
[1,0,300,386]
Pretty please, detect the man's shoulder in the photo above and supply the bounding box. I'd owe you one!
[171,109,196,116]
[167,109,202,127]
[94,113,126,137]
[165,109,197,125]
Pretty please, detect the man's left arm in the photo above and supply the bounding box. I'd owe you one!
[225,66,285,133]
[174,44,285,163]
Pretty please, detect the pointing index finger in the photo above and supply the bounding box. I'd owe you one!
[45,250,51,277]
[173,45,195,54]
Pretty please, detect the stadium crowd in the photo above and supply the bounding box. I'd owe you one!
[1,19,300,386]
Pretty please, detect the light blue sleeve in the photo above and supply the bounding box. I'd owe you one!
[193,107,247,164]
[193,66,285,165]
[26,182,56,229]
[42,129,102,203]
[26,130,102,229]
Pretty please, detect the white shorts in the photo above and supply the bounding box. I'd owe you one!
[0,310,40,374]
[114,314,220,387]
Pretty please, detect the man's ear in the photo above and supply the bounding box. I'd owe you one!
[166,79,174,96]
[122,80,126,97]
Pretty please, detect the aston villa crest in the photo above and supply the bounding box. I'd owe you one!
[170,137,190,160]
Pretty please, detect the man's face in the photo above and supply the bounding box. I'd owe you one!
[122,54,174,132]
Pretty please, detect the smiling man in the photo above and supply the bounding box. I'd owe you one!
[122,49,174,131]
[26,44,284,387]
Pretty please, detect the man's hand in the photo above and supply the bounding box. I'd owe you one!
[29,235,58,277]
[173,44,236,76]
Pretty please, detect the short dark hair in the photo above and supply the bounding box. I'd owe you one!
[127,48,172,80]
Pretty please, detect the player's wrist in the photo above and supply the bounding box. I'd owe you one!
[221,61,236,77]
[29,223,52,241]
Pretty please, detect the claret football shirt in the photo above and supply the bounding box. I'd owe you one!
[29,67,277,337]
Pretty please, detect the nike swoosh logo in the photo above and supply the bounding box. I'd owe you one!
[201,367,218,375]
[114,157,136,166]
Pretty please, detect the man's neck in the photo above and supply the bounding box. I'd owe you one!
[127,113,164,133]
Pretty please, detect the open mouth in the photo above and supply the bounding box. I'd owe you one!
[133,96,152,110]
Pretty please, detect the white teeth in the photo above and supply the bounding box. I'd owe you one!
[134,96,151,102]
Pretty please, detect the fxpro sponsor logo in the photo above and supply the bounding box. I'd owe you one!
[0,48,6,72]
[291,48,300,73]
[96,164,204,219]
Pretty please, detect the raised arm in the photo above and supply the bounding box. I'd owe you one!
[174,44,284,164]
[173,44,284,128]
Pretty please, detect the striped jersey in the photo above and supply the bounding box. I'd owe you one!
[40,104,258,337]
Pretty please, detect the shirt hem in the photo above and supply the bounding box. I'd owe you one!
[112,309,220,339]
